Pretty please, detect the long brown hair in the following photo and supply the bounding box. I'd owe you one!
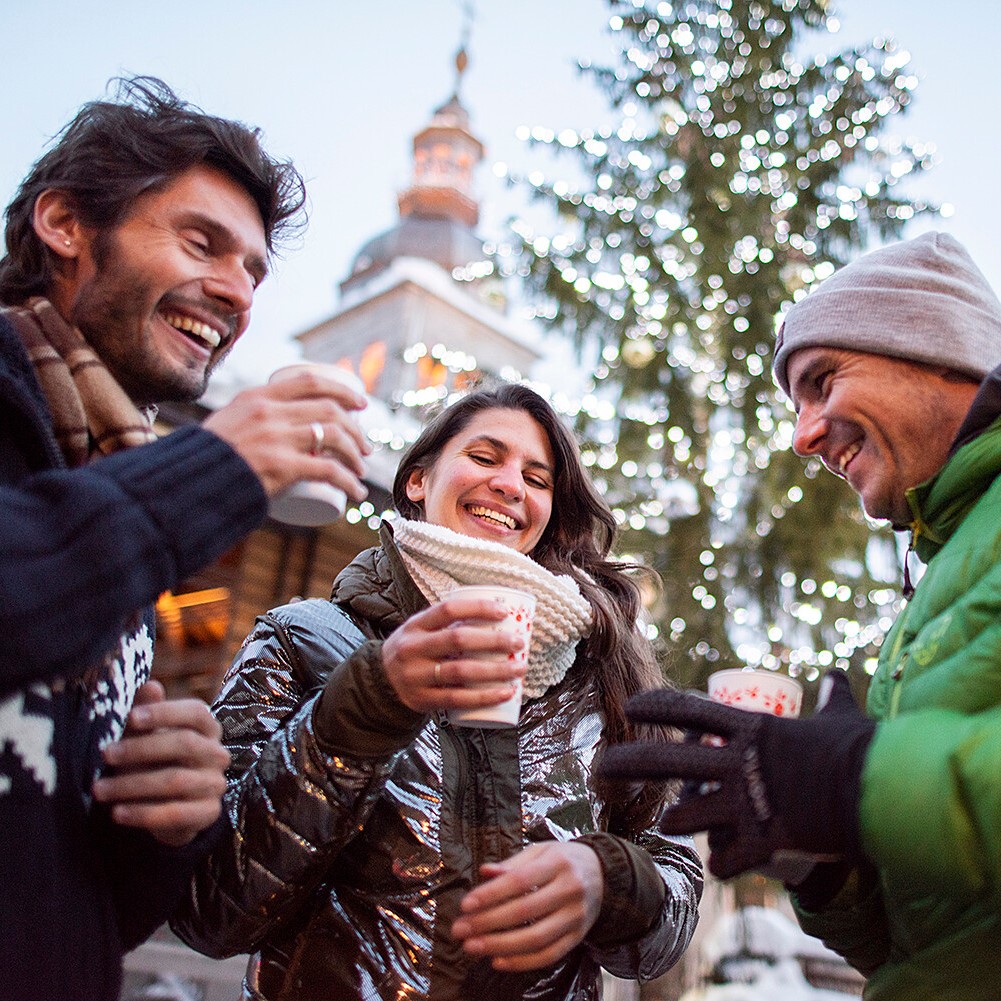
[393,384,669,834]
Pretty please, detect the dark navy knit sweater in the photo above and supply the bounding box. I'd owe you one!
[0,313,266,1000]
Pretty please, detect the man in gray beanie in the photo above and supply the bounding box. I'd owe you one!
[601,232,1001,999]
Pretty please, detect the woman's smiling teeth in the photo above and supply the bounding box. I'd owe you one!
[838,441,862,474]
[467,504,518,530]
[163,311,221,348]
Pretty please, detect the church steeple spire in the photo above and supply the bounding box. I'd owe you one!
[342,10,490,290]
[452,1,472,101]
[397,22,484,229]
[453,42,469,102]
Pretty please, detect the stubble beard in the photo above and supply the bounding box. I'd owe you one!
[73,236,214,407]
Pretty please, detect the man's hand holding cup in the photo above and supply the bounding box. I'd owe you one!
[203,360,370,520]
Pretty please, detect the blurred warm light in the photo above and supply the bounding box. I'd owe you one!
[358,341,387,394]
[156,588,231,647]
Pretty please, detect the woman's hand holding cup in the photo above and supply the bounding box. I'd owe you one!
[381,593,528,715]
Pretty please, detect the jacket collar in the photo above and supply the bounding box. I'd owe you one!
[328,521,429,629]
[949,363,1001,455]
[900,362,1001,567]
[378,521,429,618]
[906,414,1001,564]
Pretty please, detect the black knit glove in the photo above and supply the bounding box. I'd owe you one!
[600,671,876,880]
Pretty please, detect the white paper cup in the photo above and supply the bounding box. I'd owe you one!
[266,362,365,527]
[707,668,803,719]
[445,585,536,729]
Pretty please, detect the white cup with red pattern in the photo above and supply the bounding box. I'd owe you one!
[707,668,803,719]
[445,585,536,729]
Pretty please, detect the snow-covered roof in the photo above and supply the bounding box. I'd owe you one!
[317,255,541,356]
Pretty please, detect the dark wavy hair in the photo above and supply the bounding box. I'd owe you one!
[0,76,306,304]
[393,383,671,835]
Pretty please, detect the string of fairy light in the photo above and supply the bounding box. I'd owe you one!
[344,0,934,683]
[341,337,901,682]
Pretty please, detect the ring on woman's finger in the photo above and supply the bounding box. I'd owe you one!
[309,421,325,455]
[433,662,442,685]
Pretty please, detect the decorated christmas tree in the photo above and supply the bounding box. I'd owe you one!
[506,0,938,692]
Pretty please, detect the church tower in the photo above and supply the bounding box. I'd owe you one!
[296,44,539,402]
[346,46,485,289]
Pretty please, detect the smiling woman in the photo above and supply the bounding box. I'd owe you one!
[402,407,555,555]
[172,382,703,1001]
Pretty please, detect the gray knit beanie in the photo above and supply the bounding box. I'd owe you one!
[773,232,1001,395]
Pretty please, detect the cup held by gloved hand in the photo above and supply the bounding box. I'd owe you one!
[708,669,803,718]
[706,669,819,882]
[599,670,876,882]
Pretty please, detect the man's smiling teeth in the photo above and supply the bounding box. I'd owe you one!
[468,505,517,530]
[163,312,221,348]
[839,441,861,473]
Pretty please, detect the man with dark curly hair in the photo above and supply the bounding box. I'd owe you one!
[0,77,369,1000]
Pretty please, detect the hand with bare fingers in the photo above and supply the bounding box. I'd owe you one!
[380,593,527,713]
[92,681,230,848]
[451,842,604,972]
[203,368,371,500]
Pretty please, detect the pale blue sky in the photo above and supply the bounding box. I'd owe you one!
[0,1,996,382]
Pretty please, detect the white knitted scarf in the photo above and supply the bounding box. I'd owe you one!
[392,518,593,699]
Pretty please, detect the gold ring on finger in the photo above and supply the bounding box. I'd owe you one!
[309,421,325,454]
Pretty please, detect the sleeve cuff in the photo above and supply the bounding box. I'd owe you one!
[311,640,429,758]
[577,831,666,948]
[96,425,267,581]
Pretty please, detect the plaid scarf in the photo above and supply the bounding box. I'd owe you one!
[2,296,156,467]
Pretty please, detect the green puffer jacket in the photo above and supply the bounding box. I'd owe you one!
[797,416,1001,999]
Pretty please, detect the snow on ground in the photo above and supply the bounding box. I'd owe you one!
[702,905,841,965]
[681,958,854,1001]
[680,906,859,1000]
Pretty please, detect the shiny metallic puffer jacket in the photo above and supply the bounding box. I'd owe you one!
[172,538,702,1000]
